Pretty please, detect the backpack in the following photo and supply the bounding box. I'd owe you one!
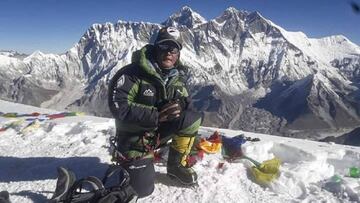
[50,165,138,203]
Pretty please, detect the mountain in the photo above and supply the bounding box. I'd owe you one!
[0,50,28,59]
[0,99,359,202]
[0,6,359,138]
[320,127,360,146]
[162,6,207,28]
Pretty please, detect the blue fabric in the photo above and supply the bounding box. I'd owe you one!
[221,134,247,158]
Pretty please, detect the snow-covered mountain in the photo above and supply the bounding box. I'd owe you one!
[0,50,28,59]
[1,99,360,202]
[163,6,207,28]
[0,6,359,138]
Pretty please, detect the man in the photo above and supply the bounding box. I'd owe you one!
[108,27,202,197]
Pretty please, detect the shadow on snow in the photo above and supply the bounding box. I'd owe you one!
[0,156,109,182]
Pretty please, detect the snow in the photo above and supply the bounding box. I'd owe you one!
[1,99,360,202]
[23,51,60,63]
[164,6,207,29]
[181,6,207,25]
[0,55,22,66]
[271,24,360,65]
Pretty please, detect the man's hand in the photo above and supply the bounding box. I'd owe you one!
[158,100,182,122]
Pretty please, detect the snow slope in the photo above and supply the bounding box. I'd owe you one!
[0,99,359,203]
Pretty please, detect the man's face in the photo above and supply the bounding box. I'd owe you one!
[155,42,180,69]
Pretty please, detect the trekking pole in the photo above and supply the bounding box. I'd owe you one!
[241,155,261,167]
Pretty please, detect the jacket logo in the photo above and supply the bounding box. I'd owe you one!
[143,89,154,97]
[116,75,125,88]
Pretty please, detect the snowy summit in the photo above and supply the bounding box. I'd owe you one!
[162,6,207,28]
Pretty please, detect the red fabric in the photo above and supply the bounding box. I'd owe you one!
[186,155,197,167]
[217,162,225,169]
[31,112,41,116]
[153,150,163,162]
[186,150,204,167]
[207,131,222,143]
[197,150,204,159]
[47,113,66,119]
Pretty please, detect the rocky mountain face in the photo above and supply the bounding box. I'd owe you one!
[320,127,360,146]
[1,6,359,138]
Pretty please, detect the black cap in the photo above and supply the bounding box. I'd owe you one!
[154,27,182,50]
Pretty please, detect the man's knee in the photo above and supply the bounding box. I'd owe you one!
[178,111,202,135]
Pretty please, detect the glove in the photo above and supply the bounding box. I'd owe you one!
[158,100,182,123]
[177,97,189,110]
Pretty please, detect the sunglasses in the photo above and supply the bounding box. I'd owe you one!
[156,44,180,55]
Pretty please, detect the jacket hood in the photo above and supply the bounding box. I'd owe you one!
[131,44,188,80]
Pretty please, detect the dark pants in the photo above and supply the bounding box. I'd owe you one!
[118,110,202,198]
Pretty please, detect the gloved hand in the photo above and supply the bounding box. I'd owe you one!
[177,97,189,110]
[158,99,183,122]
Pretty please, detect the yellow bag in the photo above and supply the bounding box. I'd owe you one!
[250,158,281,185]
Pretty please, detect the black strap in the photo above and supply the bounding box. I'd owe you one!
[110,136,129,164]
[64,176,105,202]
[102,165,130,188]
[245,136,260,142]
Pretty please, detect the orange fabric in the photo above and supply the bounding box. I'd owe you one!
[198,139,222,153]
[196,131,223,154]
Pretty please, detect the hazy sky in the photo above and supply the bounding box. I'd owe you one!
[0,0,359,54]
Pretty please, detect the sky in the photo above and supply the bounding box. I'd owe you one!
[0,0,359,54]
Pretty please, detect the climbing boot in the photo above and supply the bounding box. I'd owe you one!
[167,135,198,185]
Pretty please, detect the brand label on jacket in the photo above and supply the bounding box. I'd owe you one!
[143,89,154,97]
